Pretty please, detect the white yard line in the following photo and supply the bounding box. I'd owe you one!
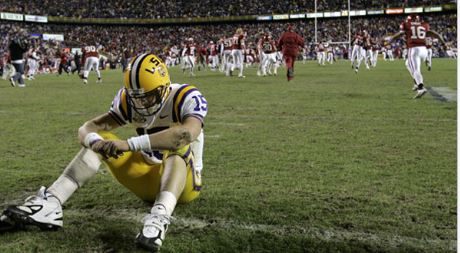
[64,209,455,250]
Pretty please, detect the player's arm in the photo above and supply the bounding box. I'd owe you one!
[386,31,404,42]
[78,113,123,158]
[110,116,202,152]
[426,30,447,45]
[277,35,284,50]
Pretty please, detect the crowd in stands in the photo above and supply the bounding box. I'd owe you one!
[0,13,456,69]
[0,0,455,19]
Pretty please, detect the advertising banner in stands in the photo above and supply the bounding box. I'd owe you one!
[424,6,442,12]
[367,10,384,15]
[25,15,48,23]
[386,8,404,14]
[43,34,64,41]
[256,16,272,20]
[404,7,423,13]
[323,12,341,17]
[350,10,366,16]
[273,14,289,20]
[71,48,82,54]
[307,12,323,18]
[289,14,305,19]
[0,12,23,21]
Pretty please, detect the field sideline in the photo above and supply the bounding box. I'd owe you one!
[0,59,456,253]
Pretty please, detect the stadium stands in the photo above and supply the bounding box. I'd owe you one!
[0,0,455,19]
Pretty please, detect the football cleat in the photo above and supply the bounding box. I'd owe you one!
[9,77,15,87]
[135,209,172,252]
[412,84,418,91]
[287,68,294,78]
[413,88,427,99]
[0,213,19,232]
[4,186,63,231]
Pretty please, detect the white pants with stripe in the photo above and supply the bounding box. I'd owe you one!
[405,46,427,85]
[426,48,433,68]
[83,56,100,79]
[231,49,244,76]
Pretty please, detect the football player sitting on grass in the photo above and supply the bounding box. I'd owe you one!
[0,53,208,252]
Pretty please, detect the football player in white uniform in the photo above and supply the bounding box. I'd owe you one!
[0,54,207,252]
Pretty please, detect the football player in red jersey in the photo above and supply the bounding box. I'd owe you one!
[58,49,70,76]
[350,30,365,72]
[231,28,246,78]
[81,45,101,84]
[277,24,304,81]
[387,14,446,98]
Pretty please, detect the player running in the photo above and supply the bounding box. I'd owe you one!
[387,14,447,99]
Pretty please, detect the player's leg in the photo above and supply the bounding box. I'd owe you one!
[411,47,428,98]
[350,46,356,66]
[93,58,102,83]
[100,132,201,251]
[426,48,432,71]
[82,58,90,84]
[284,55,294,81]
[136,145,200,251]
[2,148,101,230]
[189,56,196,76]
[237,50,244,77]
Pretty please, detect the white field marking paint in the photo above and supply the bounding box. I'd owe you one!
[64,209,455,251]
[205,135,221,139]
[428,87,457,102]
[212,122,246,127]
[211,114,455,122]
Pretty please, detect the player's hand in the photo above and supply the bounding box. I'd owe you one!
[90,140,125,159]
[110,140,130,153]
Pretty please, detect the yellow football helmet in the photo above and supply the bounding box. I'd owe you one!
[123,54,171,116]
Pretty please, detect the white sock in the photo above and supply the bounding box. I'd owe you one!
[151,191,177,216]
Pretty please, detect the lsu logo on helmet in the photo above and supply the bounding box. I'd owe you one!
[123,54,171,117]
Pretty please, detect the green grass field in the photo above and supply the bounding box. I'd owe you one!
[0,59,456,253]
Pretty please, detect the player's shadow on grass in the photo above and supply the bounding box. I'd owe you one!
[96,219,144,253]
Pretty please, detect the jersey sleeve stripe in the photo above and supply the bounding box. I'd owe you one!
[108,111,125,126]
[118,90,129,121]
[183,114,204,125]
[172,85,189,122]
[174,86,198,123]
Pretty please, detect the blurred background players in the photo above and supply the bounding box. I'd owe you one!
[207,41,219,71]
[316,41,326,66]
[231,28,246,78]
[181,38,196,77]
[8,30,29,87]
[258,33,277,76]
[277,24,304,81]
[26,47,40,80]
[58,49,70,76]
[81,45,102,84]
